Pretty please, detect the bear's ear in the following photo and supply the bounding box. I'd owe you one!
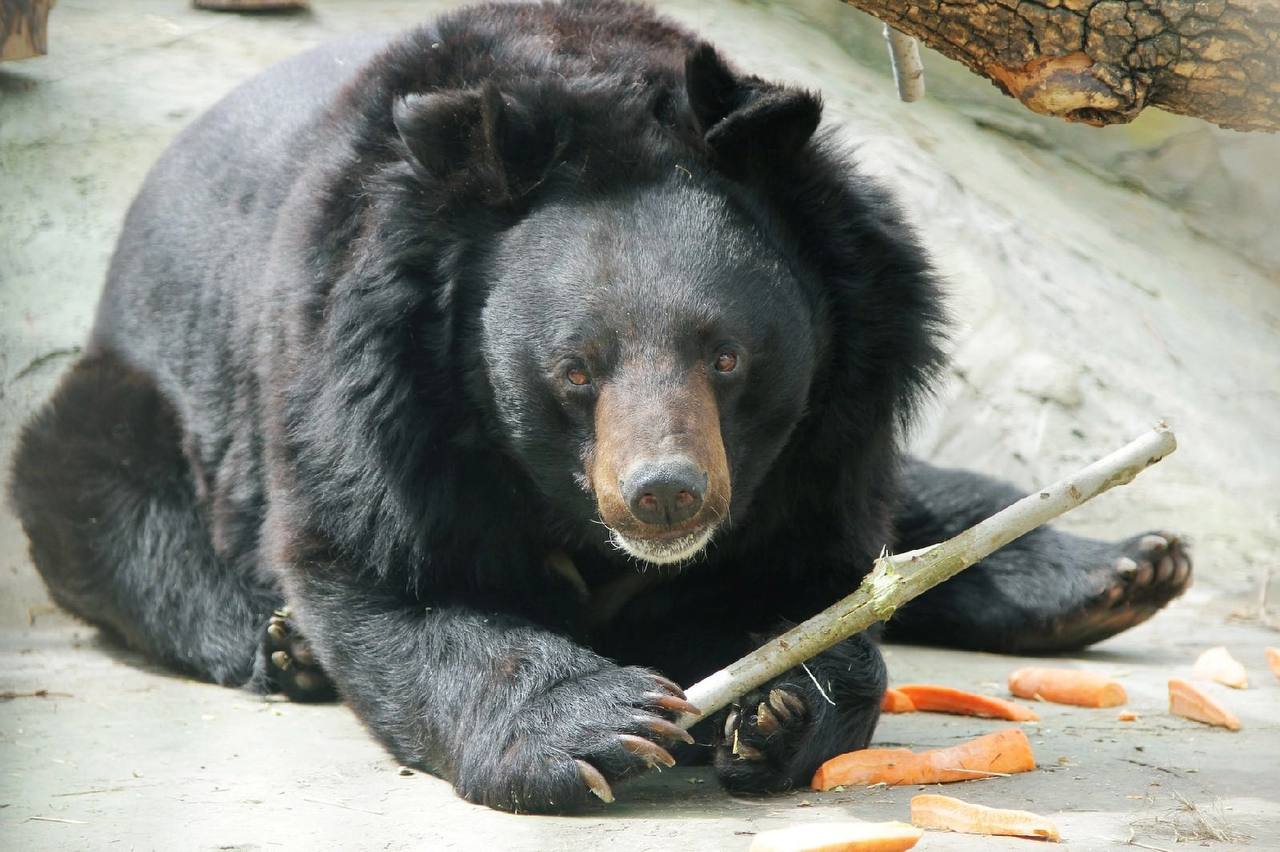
[685,44,822,169]
[393,84,561,201]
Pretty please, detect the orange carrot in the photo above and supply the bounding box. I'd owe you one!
[1117,710,1139,722]
[1193,646,1248,689]
[895,684,1039,722]
[1008,667,1127,707]
[749,822,924,852]
[881,688,916,713]
[1168,677,1241,730]
[1267,647,1280,681]
[811,728,1036,790]
[910,793,1061,841]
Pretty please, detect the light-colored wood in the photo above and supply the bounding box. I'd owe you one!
[883,25,924,103]
[678,424,1177,727]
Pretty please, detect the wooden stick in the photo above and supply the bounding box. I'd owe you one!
[883,25,925,103]
[678,423,1177,727]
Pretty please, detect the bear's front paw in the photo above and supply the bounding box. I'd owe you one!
[261,608,337,702]
[714,684,813,795]
[455,666,696,813]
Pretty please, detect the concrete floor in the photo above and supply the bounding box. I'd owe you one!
[2,2,1278,851]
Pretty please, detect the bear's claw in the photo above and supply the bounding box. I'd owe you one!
[575,759,614,803]
[650,674,687,698]
[717,685,810,781]
[651,693,701,717]
[618,734,677,768]
[638,714,695,744]
[263,609,337,702]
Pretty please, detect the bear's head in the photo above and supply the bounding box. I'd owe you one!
[376,44,940,569]
[474,175,819,565]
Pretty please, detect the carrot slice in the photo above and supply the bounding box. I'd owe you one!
[749,821,924,852]
[895,684,1039,722]
[1117,710,1139,722]
[812,728,1036,790]
[1168,677,1241,730]
[910,793,1061,841]
[1008,667,1127,707]
[1267,647,1280,681]
[1193,646,1248,689]
[881,688,916,713]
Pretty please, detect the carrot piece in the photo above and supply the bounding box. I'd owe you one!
[910,793,1061,841]
[1117,710,1139,722]
[749,821,924,852]
[1267,647,1280,681]
[1168,677,1241,730]
[895,684,1039,722]
[1193,646,1248,689]
[811,728,1036,790]
[1008,667,1127,707]
[881,688,916,713]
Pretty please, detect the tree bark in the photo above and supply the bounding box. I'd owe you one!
[839,0,1280,132]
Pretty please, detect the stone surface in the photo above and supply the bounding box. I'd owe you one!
[2,2,1277,850]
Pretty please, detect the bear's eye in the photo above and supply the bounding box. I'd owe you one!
[714,350,739,374]
[565,364,591,387]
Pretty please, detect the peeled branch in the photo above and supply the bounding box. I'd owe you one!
[1194,646,1248,689]
[910,793,1061,841]
[811,728,1036,789]
[679,426,1177,728]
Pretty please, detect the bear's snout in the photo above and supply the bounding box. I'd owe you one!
[588,369,731,564]
[621,457,706,527]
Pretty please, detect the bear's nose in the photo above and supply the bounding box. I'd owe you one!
[622,457,706,527]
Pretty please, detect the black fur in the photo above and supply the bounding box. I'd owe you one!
[9,0,1189,814]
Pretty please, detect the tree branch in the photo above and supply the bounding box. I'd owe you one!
[840,0,1280,131]
[884,25,926,102]
[679,424,1178,727]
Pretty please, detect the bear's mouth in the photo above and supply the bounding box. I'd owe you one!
[608,525,717,566]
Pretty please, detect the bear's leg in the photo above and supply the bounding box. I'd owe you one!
[712,631,885,795]
[9,354,323,694]
[273,555,698,813]
[886,458,1192,653]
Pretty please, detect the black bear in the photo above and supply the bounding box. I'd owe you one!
[10,0,1190,813]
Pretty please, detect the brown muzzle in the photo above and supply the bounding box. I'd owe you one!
[588,367,730,560]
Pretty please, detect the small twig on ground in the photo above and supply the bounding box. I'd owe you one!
[1228,566,1279,630]
[883,25,925,102]
[0,689,73,701]
[27,816,88,825]
[13,346,82,381]
[680,424,1177,727]
[1123,830,1173,852]
[1257,568,1278,630]
[301,797,384,816]
[1168,792,1250,843]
